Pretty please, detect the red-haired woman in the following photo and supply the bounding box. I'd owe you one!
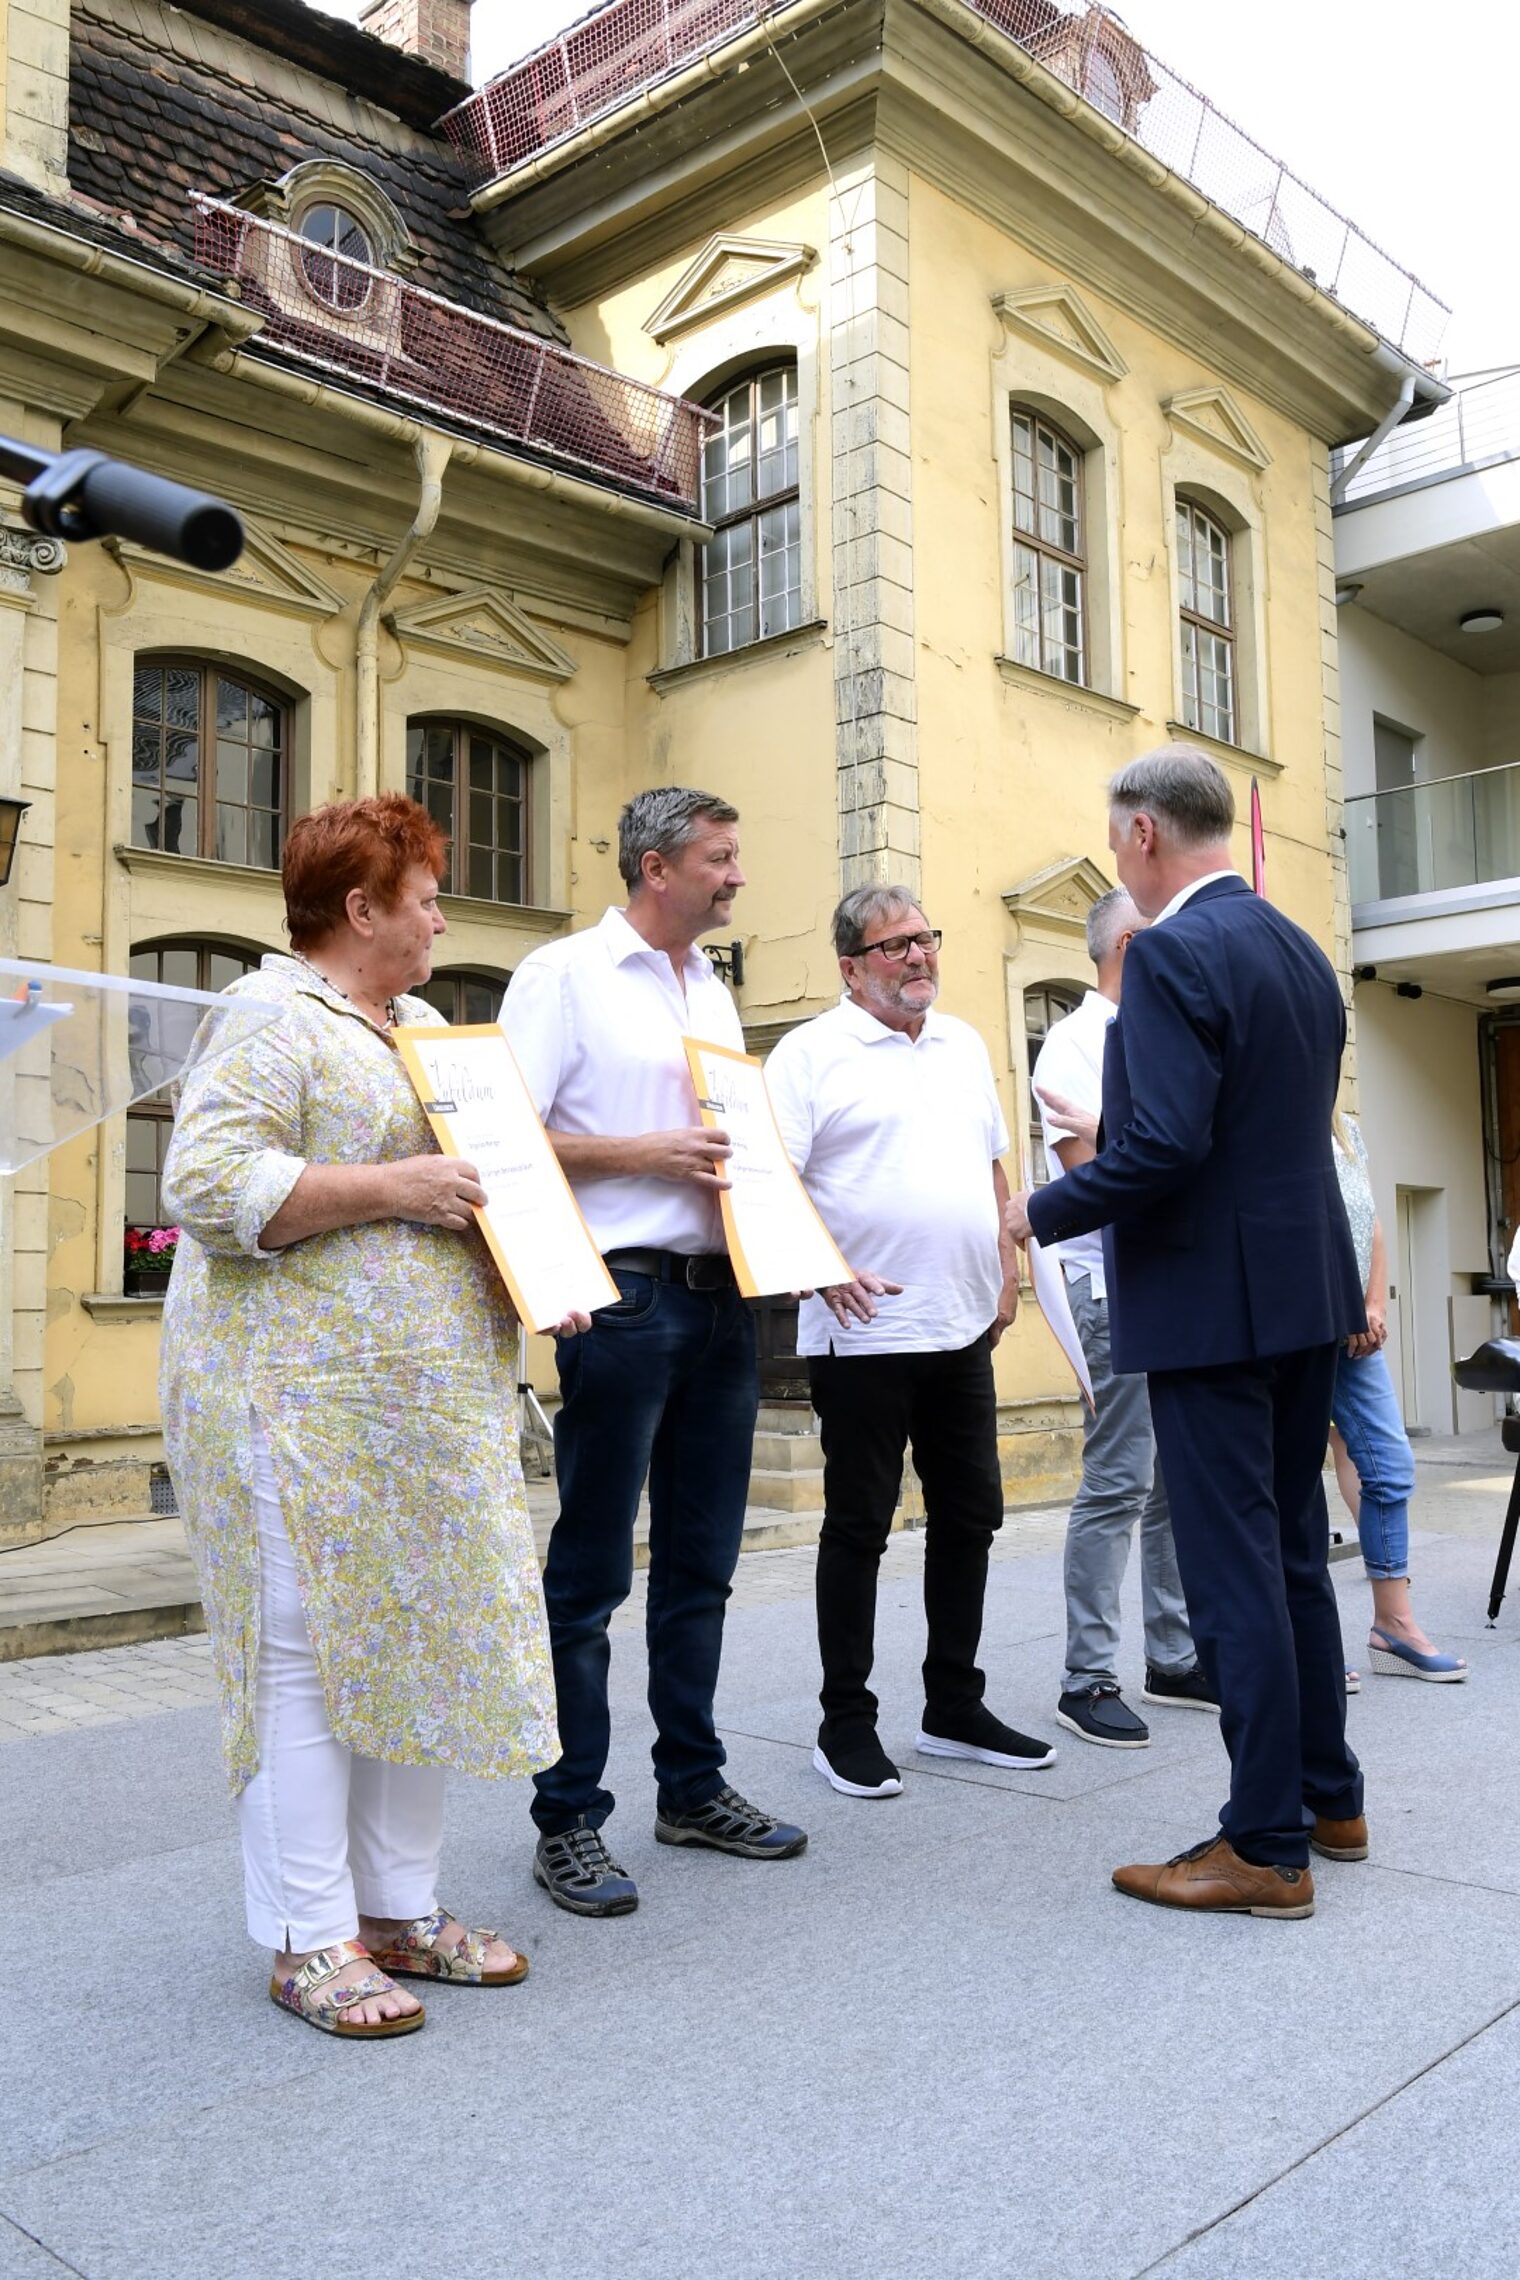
[161,795,574,2038]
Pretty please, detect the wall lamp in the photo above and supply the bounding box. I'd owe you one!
[704,940,745,988]
[1395,981,1423,1000]
[0,796,30,887]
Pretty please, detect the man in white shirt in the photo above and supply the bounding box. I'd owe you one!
[1031,885,1209,1750]
[501,787,806,1915]
[767,884,1056,1799]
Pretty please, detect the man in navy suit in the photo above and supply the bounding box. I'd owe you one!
[1007,747,1366,1919]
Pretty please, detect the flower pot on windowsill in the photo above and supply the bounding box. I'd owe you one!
[123,1264,173,1296]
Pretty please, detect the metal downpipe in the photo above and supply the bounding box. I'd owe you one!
[355,432,453,799]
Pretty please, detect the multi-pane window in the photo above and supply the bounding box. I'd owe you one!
[1024,981,1084,1184]
[297,203,373,311]
[1010,409,1086,684]
[131,661,285,869]
[1177,500,1236,744]
[416,968,511,1025]
[699,366,801,656]
[405,719,529,905]
[125,941,262,1231]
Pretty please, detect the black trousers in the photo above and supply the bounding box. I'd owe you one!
[1148,1341,1363,1868]
[807,1334,1004,1735]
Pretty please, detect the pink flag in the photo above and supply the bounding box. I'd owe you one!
[1250,777,1267,897]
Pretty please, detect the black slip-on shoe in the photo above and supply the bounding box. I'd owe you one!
[813,1729,903,1798]
[1056,1682,1151,1749]
[916,1706,1056,1769]
[655,1785,808,1858]
[1142,1664,1220,1713]
[532,1821,639,1916]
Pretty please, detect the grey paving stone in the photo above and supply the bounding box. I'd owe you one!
[0,2216,78,2278]
[1154,2000,1520,2279]
[5,1487,1520,2278]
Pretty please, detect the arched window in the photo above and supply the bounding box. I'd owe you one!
[297,202,374,312]
[131,660,287,869]
[699,364,801,655]
[1024,980,1085,1183]
[405,719,530,905]
[1009,408,1086,684]
[125,941,264,1235]
[1176,499,1236,745]
[415,968,511,1025]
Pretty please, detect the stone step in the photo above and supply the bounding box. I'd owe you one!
[745,1468,826,1514]
[750,1429,824,1471]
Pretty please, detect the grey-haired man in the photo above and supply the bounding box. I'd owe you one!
[502,787,806,1916]
[767,885,1056,1800]
[1032,885,1211,1749]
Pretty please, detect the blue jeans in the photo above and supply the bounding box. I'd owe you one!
[530,1269,759,1836]
[1329,1343,1416,1580]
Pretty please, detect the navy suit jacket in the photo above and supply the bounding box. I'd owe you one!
[1026,875,1365,1375]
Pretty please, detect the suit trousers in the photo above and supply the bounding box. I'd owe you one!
[1148,1343,1363,1867]
[808,1334,1003,1736]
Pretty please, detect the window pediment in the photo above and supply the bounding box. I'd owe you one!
[121,522,344,617]
[992,286,1128,384]
[388,589,576,681]
[1163,388,1272,472]
[646,235,816,343]
[1002,855,1115,939]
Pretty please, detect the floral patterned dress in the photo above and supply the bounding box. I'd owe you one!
[159,954,558,1796]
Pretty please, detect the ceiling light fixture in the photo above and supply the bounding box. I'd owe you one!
[1461,609,1504,634]
[1486,977,1520,1003]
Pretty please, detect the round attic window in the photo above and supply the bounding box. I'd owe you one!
[297,203,374,312]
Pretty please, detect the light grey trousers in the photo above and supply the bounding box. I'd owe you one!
[1063,1272,1196,1693]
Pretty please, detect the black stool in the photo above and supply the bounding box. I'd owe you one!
[1451,1339,1520,1623]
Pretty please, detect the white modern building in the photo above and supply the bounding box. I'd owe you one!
[1335,367,1520,1436]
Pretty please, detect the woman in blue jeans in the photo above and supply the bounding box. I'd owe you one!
[1331,1113,1466,1685]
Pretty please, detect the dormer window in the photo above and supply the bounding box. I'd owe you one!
[297,203,375,311]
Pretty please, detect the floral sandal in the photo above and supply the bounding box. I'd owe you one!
[367,1906,529,1986]
[270,1940,425,2038]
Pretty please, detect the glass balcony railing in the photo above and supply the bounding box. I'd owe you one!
[1346,762,1520,905]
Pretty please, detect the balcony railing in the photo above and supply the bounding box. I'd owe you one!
[191,196,714,512]
[1333,368,1520,510]
[441,0,1448,363]
[1347,763,1520,906]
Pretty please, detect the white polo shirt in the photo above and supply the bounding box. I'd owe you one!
[500,905,743,1255]
[1030,988,1115,1300]
[766,997,1010,1357]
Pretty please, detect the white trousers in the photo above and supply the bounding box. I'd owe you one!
[237,1416,445,1953]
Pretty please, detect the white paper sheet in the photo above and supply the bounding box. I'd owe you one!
[394,1024,618,1333]
[683,1037,852,1299]
[1028,1231,1095,1411]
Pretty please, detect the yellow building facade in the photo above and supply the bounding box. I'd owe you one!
[0,0,1436,1543]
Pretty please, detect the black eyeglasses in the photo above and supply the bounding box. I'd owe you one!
[855,929,942,963]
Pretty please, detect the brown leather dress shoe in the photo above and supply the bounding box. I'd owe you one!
[1112,1834,1315,1918]
[1309,1813,1369,1861]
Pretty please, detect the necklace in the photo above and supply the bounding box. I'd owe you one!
[289,951,399,1039]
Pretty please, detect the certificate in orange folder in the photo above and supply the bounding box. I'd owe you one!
[683,1036,852,1299]
[394,1023,618,1332]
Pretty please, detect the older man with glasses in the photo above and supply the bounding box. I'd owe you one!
[766,886,1057,1799]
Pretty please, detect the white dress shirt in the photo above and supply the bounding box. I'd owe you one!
[1030,989,1116,1300]
[1151,868,1238,925]
[766,998,1010,1357]
[500,906,743,1255]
